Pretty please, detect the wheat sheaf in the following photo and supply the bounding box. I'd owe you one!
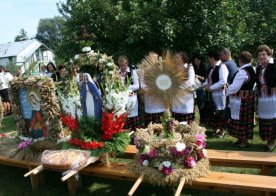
[138,51,190,109]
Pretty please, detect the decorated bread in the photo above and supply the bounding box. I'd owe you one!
[41,149,88,170]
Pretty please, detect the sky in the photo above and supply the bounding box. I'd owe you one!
[0,0,64,44]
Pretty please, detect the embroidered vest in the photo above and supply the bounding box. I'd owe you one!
[256,60,276,95]
[240,66,256,90]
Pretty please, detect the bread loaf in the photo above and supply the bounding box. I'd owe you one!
[41,150,88,170]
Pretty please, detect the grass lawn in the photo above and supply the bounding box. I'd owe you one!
[0,114,275,196]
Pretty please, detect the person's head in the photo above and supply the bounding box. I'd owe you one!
[220,48,232,62]
[257,44,273,65]
[28,92,41,110]
[16,68,22,77]
[40,64,46,72]
[58,65,67,77]
[175,51,189,65]
[79,72,84,82]
[208,50,221,65]
[192,53,203,67]
[0,66,4,73]
[239,51,252,66]
[47,62,56,73]
[84,73,89,82]
[118,55,129,73]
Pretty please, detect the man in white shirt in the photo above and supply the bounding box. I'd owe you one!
[0,66,12,116]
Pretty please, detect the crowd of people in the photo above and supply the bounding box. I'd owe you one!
[1,44,275,152]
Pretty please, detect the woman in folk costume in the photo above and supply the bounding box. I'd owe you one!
[80,73,102,119]
[118,55,141,130]
[140,52,165,126]
[202,50,229,138]
[227,51,256,148]
[256,45,276,152]
[172,51,196,124]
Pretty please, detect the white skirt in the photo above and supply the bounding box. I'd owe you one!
[229,95,241,120]
[212,89,226,110]
[172,92,194,114]
[258,93,276,119]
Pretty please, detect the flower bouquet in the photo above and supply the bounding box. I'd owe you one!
[61,51,131,164]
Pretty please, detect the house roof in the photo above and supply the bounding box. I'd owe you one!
[0,39,46,58]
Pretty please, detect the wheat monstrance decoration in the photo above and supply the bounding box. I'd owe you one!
[138,51,190,110]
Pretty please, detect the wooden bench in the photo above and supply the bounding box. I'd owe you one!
[79,162,276,196]
[124,145,276,175]
[1,146,276,196]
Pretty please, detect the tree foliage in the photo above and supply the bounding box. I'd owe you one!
[14,29,28,42]
[36,16,65,59]
[53,0,276,63]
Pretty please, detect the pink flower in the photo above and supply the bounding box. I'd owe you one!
[184,156,196,168]
[147,149,156,158]
[159,161,173,175]
[196,134,205,143]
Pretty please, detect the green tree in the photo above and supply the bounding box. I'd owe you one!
[14,29,28,42]
[36,16,65,53]
[56,0,276,62]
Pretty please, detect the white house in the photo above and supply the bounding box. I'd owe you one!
[0,39,55,73]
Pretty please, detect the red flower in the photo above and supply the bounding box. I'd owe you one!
[61,114,79,134]
[69,139,104,150]
[100,112,127,140]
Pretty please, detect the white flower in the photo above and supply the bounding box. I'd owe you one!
[74,54,79,60]
[179,121,187,125]
[108,71,113,75]
[143,145,150,154]
[202,149,208,158]
[162,161,171,168]
[158,163,163,171]
[175,142,186,152]
[142,160,149,166]
[82,47,91,52]
[107,62,113,67]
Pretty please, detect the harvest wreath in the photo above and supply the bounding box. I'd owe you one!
[129,110,209,186]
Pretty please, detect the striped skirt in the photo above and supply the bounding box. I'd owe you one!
[259,118,276,142]
[124,116,141,131]
[172,112,195,124]
[228,96,254,140]
[144,112,164,126]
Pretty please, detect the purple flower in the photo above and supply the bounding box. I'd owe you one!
[171,143,190,157]
[159,161,173,175]
[163,166,173,175]
[196,140,206,150]
[133,137,141,149]
[197,151,204,161]
[18,140,32,150]
[184,156,196,168]
[147,149,156,158]
[167,120,174,133]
